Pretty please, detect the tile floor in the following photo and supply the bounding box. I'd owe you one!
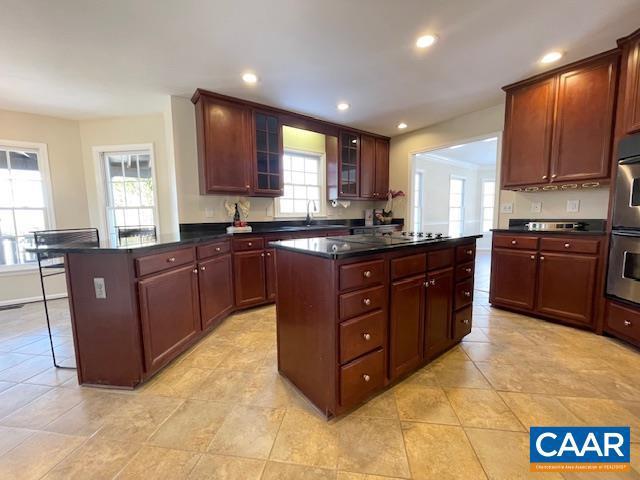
[0,278,640,478]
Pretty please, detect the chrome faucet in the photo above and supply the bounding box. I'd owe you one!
[305,200,317,226]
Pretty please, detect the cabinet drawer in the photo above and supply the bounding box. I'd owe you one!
[339,285,386,321]
[391,253,426,280]
[606,301,640,343]
[232,237,264,251]
[456,262,474,282]
[339,310,385,364]
[493,235,539,250]
[427,249,454,271]
[540,237,600,254]
[453,306,473,341]
[456,244,476,263]
[455,280,474,310]
[339,259,385,291]
[340,348,385,407]
[136,248,195,277]
[197,241,230,260]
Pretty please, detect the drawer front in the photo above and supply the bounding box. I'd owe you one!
[339,285,386,321]
[136,248,195,277]
[340,348,385,407]
[456,261,474,282]
[453,306,473,341]
[391,253,426,280]
[339,310,385,364]
[427,248,454,271]
[606,301,640,343]
[455,244,476,263]
[493,235,539,250]
[339,259,385,291]
[232,237,264,251]
[540,237,600,254]
[197,241,230,260]
[455,279,474,310]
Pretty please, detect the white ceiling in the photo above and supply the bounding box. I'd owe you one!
[419,137,498,167]
[2,0,640,136]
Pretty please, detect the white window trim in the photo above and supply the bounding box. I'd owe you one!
[481,178,496,232]
[92,143,160,239]
[274,148,327,219]
[0,139,55,271]
[413,169,424,232]
[448,175,466,236]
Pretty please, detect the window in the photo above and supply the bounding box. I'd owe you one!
[100,147,158,238]
[413,171,423,232]
[482,180,496,232]
[0,142,52,267]
[276,150,325,216]
[448,177,465,237]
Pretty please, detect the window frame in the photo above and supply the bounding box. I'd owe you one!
[413,169,424,233]
[481,178,496,232]
[274,148,327,218]
[0,139,55,272]
[448,175,466,237]
[93,144,160,240]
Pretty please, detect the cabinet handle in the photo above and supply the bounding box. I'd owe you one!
[466,249,473,255]
[530,255,536,260]
[624,320,632,327]
[363,270,372,278]
[362,298,371,306]
[551,174,557,179]
[564,243,570,248]
[511,240,517,245]
[362,374,371,382]
[167,257,176,263]
[465,267,472,273]
[200,266,206,271]
[215,247,221,252]
[430,279,436,286]
[542,175,548,180]
[362,332,371,341]
[192,268,198,274]
[540,256,545,261]
[464,291,471,297]
[462,319,470,325]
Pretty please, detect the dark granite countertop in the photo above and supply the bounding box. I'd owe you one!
[490,229,606,236]
[270,234,483,259]
[491,218,606,236]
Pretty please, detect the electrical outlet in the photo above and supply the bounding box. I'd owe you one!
[566,199,580,213]
[93,278,106,299]
[500,203,513,214]
[531,201,542,214]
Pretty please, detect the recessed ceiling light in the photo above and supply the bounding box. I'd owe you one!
[337,102,350,111]
[449,144,464,150]
[397,122,408,130]
[242,72,258,84]
[540,51,563,64]
[416,34,438,48]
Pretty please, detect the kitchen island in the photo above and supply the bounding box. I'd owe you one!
[271,233,481,417]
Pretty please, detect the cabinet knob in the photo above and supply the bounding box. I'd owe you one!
[193,268,198,274]
[362,374,371,382]
[215,247,221,252]
[551,174,557,179]
[363,270,372,278]
[465,267,472,273]
[200,266,206,271]
[424,281,429,288]
[624,320,632,327]
[362,332,371,341]
[266,252,271,257]
[542,175,548,180]
[466,249,473,255]
[511,240,517,245]
[530,255,536,260]
[245,184,250,188]
[362,298,371,306]
[564,243,570,248]
[248,242,252,247]
[462,319,470,325]
[167,257,176,263]
[464,291,471,297]
[540,256,545,261]
[261,253,265,257]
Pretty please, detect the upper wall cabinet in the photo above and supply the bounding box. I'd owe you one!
[253,111,283,196]
[618,28,640,136]
[360,135,390,200]
[501,51,619,190]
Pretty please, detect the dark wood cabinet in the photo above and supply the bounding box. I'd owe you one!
[198,254,234,330]
[489,248,537,310]
[233,250,267,307]
[424,268,454,359]
[339,131,360,197]
[253,111,283,196]
[619,29,640,135]
[138,264,201,374]
[265,249,277,301]
[374,138,390,197]
[389,274,425,379]
[359,136,390,199]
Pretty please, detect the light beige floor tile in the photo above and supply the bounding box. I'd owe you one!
[401,365,439,387]
[142,366,211,398]
[241,368,306,409]
[0,425,35,456]
[445,388,523,431]
[464,328,491,342]
[0,431,85,480]
[431,360,492,389]
[216,346,267,372]
[402,422,486,480]
[0,383,51,419]
[558,397,640,442]
[188,453,265,480]
[178,345,230,370]
[575,369,640,402]
[337,472,407,480]
[0,353,31,372]
[207,404,284,459]
[465,427,563,480]
[22,366,77,387]
[393,384,459,425]
[350,389,398,419]
[115,445,200,479]
[189,369,255,403]
[337,415,410,478]
[0,381,15,394]
[148,399,231,452]
[499,392,584,430]
[42,436,141,480]
[0,355,53,382]
[261,461,336,480]
[270,406,338,469]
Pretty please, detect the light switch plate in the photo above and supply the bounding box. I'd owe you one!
[93,277,106,299]
[566,199,580,213]
[500,203,514,214]
[531,201,542,213]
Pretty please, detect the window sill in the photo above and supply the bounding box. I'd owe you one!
[273,214,328,220]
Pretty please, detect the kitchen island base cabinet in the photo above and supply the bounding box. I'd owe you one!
[424,268,454,360]
[389,275,425,379]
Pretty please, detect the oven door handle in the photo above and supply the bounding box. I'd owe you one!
[612,231,640,238]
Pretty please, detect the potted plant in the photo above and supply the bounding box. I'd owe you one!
[376,190,405,224]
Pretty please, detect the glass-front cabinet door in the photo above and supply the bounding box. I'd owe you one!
[339,131,359,197]
[254,111,283,196]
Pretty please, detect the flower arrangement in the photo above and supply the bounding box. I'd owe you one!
[375,190,405,224]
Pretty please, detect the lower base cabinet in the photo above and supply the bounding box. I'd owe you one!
[265,249,277,301]
[490,248,537,310]
[389,274,425,378]
[198,254,234,329]
[424,268,454,359]
[233,250,267,307]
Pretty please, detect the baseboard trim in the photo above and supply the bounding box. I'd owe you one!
[0,293,67,308]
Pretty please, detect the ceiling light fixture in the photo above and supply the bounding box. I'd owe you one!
[337,102,350,111]
[242,72,258,84]
[540,51,563,64]
[416,34,438,48]
[397,122,408,130]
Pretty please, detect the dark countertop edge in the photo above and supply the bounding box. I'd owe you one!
[269,234,483,259]
[491,229,606,236]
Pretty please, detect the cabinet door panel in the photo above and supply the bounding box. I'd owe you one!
[359,135,375,199]
[374,138,389,197]
[253,111,283,196]
[138,265,200,374]
[536,252,598,326]
[550,55,617,182]
[622,35,640,135]
[502,78,556,187]
[339,131,359,197]
[199,254,234,330]
[265,249,277,302]
[233,250,267,308]
[390,274,425,379]
[424,268,453,358]
[489,248,537,310]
